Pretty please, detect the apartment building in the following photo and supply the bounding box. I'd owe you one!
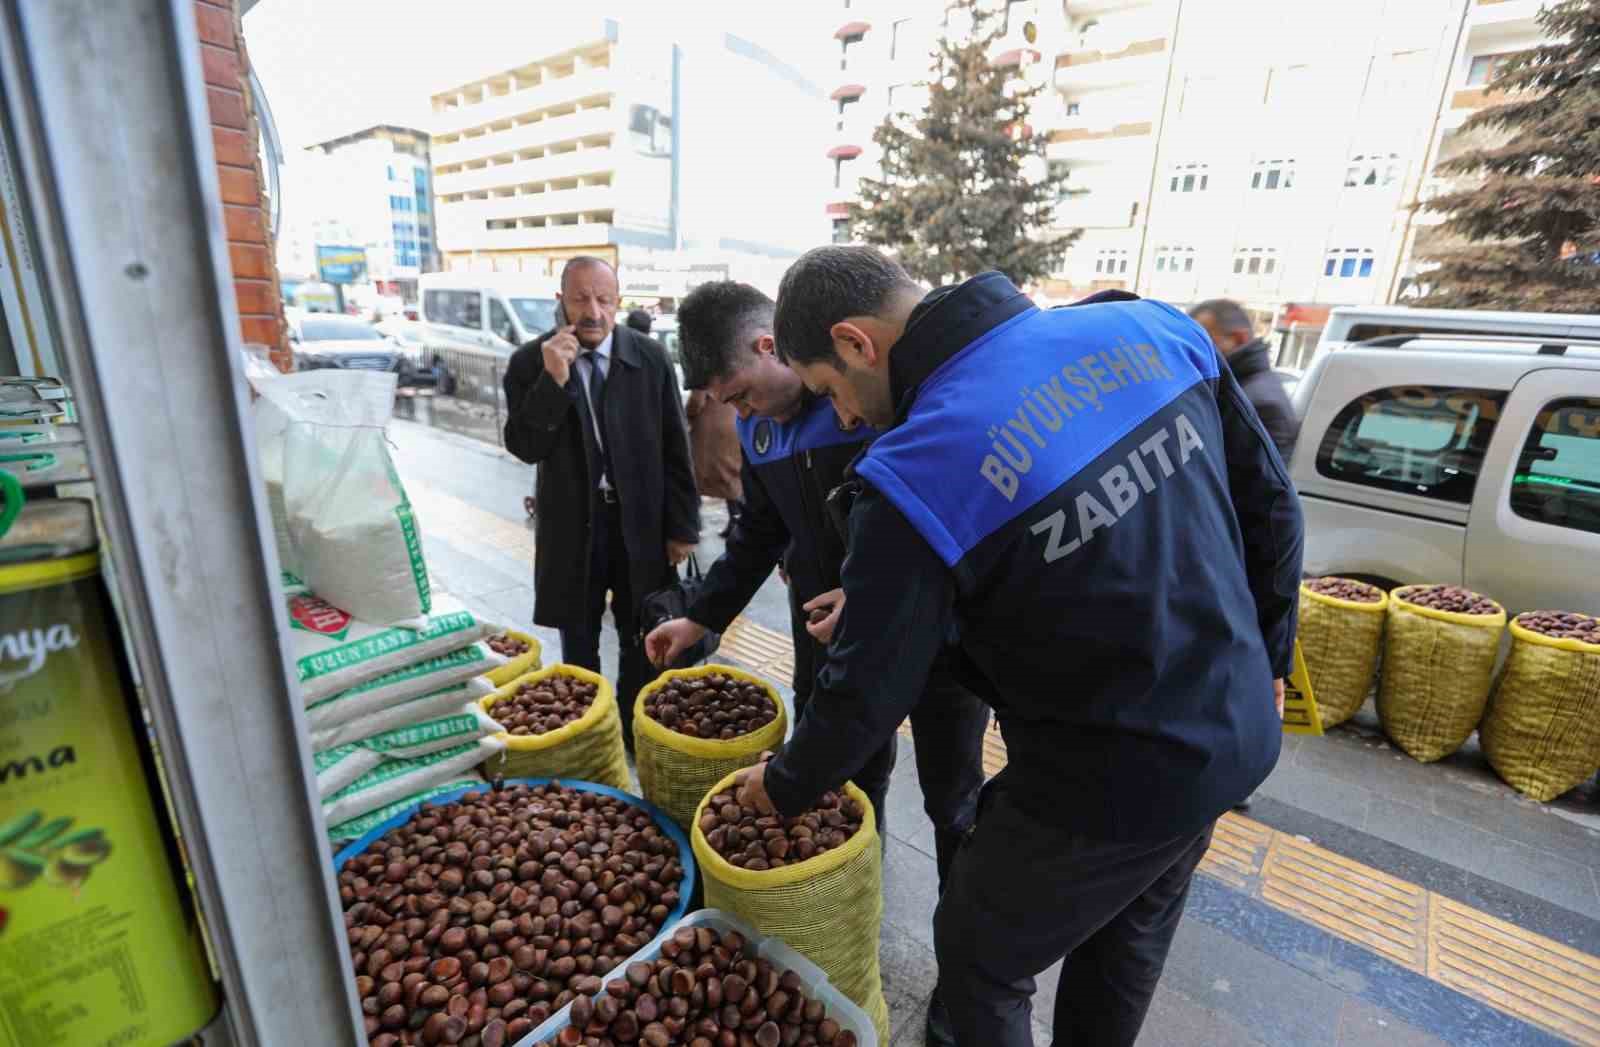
[824,0,1553,355]
[428,18,827,289]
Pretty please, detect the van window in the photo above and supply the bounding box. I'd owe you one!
[488,299,517,344]
[424,289,482,330]
[508,297,558,336]
[1315,385,1506,502]
[1510,398,1600,535]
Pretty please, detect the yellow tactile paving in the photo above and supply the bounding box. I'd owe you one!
[410,478,1600,1043]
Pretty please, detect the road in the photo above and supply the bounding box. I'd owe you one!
[390,414,1600,1046]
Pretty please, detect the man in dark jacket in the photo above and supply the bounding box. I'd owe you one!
[643,281,988,885]
[502,257,699,745]
[735,247,1304,1046]
[1189,298,1300,463]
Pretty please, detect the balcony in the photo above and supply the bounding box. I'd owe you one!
[432,108,616,169]
[434,148,617,197]
[1448,85,1506,111]
[431,66,615,139]
[1055,36,1167,90]
[437,184,616,227]
[1046,118,1155,164]
[442,222,616,254]
[1469,0,1544,30]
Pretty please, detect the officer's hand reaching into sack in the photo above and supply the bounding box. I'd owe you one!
[645,617,707,668]
[802,589,845,643]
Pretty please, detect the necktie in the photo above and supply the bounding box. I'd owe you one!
[585,351,613,487]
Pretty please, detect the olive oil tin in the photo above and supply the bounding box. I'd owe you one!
[0,499,218,1045]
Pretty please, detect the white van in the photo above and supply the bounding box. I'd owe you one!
[418,273,560,356]
[1316,305,1600,356]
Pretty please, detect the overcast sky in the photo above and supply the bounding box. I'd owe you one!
[243,1,824,152]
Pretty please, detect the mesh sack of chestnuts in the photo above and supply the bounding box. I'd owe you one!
[1297,577,1389,729]
[1378,584,1507,762]
[484,629,543,688]
[481,665,630,791]
[633,666,788,832]
[1479,611,1600,802]
[690,770,889,1044]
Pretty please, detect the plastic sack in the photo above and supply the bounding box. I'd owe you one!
[633,664,788,831]
[483,629,543,688]
[256,370,431,627]
[692,771,889,1043]
[479,665,630,790]
[313,702,499,799]
[320,737,503,827]
[304,642,504,725]
[286,591,500,703]
[525,909,878,1046]
[309,679,494,751]
[1480,615,1600,801]
[325,777,482,843]
[1297,582,1388,728]
[1377,585,1506,762]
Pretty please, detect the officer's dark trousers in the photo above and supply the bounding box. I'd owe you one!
[559,498,651,752]
[934,785,1213,1046]
[788,589,988,889]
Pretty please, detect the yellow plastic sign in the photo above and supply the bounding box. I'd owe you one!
[1281,639,1324,736]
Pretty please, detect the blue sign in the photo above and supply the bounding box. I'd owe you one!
[316,245,368,285]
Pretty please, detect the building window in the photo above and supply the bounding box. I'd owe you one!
[1324,248,1376,278]
[1048,160,1075,202]
[1467,52,1516,86]
[832,217,852,244]
[415,192,430,214]
[1316,386,1507,503]
[1251,159,1295,190]
[1065,101,1081,116]
[1154,246,1195,273]
[841,32,864,70]
[1167,162,1209,193]
[1345,152,1402,188]
[1231,247,1277,276]
[1093,249,1129,275]
[414,168,428,190]
[1510,398,1600,535]
[833,156,856,189]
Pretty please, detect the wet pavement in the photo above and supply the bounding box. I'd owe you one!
[390,414,1600,1046]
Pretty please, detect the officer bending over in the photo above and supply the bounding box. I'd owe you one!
[645,281,988,885]
[735,247,1303,1047]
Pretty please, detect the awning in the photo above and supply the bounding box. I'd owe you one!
[990,48,1041,69]
[825,202,852,217]
[834,20,870,39]
[831,83,867,101]
[826,145,862,160]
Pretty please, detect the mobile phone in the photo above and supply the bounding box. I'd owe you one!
[552,299,568,331]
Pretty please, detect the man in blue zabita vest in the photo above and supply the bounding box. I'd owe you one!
[735,247,1305,1046]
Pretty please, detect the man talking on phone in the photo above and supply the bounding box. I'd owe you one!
[503,256,699,747]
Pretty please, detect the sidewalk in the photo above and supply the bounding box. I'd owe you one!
[390,417,1600,1046]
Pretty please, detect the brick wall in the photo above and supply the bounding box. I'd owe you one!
[196,0,293,371]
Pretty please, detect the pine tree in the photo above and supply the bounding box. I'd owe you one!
[847,0,1076,285]
[1416,0,1600,311]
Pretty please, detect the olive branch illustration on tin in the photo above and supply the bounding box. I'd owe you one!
[0,811,112,894]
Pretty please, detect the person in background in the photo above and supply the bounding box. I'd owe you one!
[1188,299,1300,464]
[735,247,1302,1046]
[624,308,654,335]
[643,281,988,898]
[685,388,744,539]
[502,257,699,750]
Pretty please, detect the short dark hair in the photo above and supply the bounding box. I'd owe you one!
[624,309,653,334]
[676,281,775,389]
[1188,298,1253,337]
[774,246,920,367]
[560,255,617,291]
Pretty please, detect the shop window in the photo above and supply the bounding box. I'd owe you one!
[1315,385,1507,502]
[1510,398,1600,535]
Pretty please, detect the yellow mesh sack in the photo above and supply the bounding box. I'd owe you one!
[1377,586,1506,762]
[484,629,543,688]
[479,664,629,790]
[691,771,890,1045]
[1480,616,1600,802]
[1297,581,1388,728]
[633,664,788,831]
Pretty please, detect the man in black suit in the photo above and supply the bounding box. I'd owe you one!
[503,257,699,745]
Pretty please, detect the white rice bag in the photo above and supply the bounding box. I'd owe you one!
[309,676,496,749]
[326,777,483,842]
[304,640,504,721]
[287,591,500,703]
[320,737,503,827]
[314,744,380,800]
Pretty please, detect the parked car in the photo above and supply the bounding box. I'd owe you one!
[287,311,443,391]
[1289,335,1600,615]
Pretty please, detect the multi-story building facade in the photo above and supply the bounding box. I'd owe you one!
[428,18,827,294]
[277,124,438,302]
[822,0,1553,359]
